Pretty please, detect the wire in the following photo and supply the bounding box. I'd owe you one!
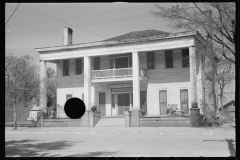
[21,4,105,38]
[5,3,21,25]
[6,5,152,28]
[6,14,151,35]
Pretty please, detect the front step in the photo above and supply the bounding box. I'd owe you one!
[95,117,125,127]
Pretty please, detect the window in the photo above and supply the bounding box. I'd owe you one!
[182,49,189,67]
[76,59,82,75]
[147,52,154,69]
[99,93,105,104]
[110,55,132,69]
[165,50,173,68]
[63,60,69,76]
[93,57,100,70]
[66,94,72,101]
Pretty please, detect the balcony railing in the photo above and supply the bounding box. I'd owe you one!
[92,68,132,79]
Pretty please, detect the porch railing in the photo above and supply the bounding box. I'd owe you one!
[92,68,132,79]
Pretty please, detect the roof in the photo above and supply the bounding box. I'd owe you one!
[103,29,171,42]
[36,30,199,52]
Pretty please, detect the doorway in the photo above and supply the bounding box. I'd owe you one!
[180,89,189,114]
[111,92,132,116]
[117,93,130,115]
[159,90,167,115]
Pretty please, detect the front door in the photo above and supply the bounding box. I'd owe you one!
[117,93,130,115]
[180,89,189,114]
[159,90,167,115]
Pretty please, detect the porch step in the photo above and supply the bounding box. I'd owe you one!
[95,117,125,127]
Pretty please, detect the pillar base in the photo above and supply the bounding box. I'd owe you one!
[125,111,131,127]
[190,108,201,127]
[131,109,141,127]
[81,110,94,127]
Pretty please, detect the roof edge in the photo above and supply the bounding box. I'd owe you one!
[36,31,198,52]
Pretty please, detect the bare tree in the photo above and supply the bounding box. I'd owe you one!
[216,60,235,114]
[151,3,235,119]
[5,54,40,129]
[151,3,235,63]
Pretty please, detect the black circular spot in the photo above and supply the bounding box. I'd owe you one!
[64,98,85,119]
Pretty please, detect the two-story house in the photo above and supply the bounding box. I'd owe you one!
[36,28,206,121]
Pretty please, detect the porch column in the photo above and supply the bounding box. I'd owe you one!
[189,46,198,108]
[84,56,92,111]
[189,46,201,127]
[39,60,47,127]
[131,51,141,127]
[82,56,92,127]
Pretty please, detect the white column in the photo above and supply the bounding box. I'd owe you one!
[39,60,47,113]
[84,56,92,111]
[189,46,198,108]
[132,52,140,109]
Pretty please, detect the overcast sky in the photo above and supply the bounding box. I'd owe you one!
[5,3,176,69]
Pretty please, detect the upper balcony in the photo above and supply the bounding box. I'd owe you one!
[91,68,147,82]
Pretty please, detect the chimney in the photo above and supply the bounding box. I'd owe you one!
[63,27,73,45]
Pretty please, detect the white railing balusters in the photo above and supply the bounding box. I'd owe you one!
[92,68,133,79]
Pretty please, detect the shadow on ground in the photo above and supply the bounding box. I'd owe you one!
[5,139,77,157]
[5,139,120,157]
[203,138,235,157]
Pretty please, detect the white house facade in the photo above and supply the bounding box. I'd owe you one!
[36,28,206,120]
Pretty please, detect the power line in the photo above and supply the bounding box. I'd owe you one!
[5,3,21,25]
[21,4,105,38]
[6,14,151,35]
[6,5,152,28]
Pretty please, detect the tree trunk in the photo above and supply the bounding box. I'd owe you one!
[220,93,223,115]
[211,74,217,117]
[13,102,17,130]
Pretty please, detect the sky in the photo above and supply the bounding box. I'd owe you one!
[5,3,176,70]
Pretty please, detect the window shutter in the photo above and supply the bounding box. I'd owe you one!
[94,57,100,70]
[63,60,69,76]
[147,52,154,69]
[76,59,82,75]
[165,50,173,68]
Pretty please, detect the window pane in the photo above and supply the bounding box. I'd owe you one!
[118,94,123,106]
[99,93,105,104]
[76,59,82,75]
[123,93,130,106]
[165,50,173,68]
[115,57,128,68]
[94,57,100,70]
[182,49,189,67]
[63,60,69,76]
[147,52,154,69]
